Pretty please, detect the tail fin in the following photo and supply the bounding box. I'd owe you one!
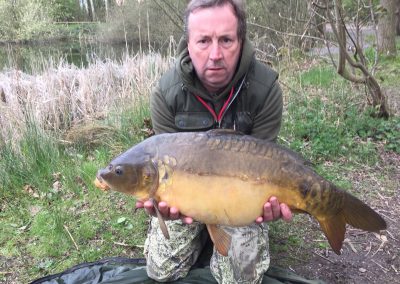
[317,191,387,255]
[317,215,346,255]
[343,192,387,232]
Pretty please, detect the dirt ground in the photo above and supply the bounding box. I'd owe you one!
[274,147,400,283]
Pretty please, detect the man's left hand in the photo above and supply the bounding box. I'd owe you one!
[255,196,292,224]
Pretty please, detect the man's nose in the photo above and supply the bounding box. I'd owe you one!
[209,41,223,61]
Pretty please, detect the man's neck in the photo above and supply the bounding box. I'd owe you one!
[204,84,227,95]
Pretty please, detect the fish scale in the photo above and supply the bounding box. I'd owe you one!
[206,133,310,169]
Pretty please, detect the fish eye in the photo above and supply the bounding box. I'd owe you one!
[115,166,124,176]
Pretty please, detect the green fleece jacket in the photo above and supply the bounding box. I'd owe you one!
[150,38,283,141]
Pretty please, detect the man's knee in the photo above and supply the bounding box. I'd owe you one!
[146,257,190,282]
[144,218,207,281]
[210,224,270,284]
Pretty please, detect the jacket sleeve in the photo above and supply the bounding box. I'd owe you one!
[150,83,177,135]
[250,80,283,142]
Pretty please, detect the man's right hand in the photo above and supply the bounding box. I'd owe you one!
[136,200,194,224]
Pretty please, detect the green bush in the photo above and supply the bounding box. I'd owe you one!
[47,0,84,22]
[0,0,20,40]
[354,110,400,153]
[0,0,55,41]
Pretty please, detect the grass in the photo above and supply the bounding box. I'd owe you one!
[0,48,399,282]
[281,62,399,162]
[0,100,151,280]
[0,54,165,281]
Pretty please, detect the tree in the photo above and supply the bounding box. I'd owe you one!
[104,0,109,20]
[246,1,314,53]
[88,0,95,21]
[395,0,400,35]
[309,0,390,118]
[49,0,83,22]
[79,0,95,21]
[377,0,397,56]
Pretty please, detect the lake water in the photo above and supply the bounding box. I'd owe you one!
[0,40,143,73]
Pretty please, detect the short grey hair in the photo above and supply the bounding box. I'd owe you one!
[184,0,247,42]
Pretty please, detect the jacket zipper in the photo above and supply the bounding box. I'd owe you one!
[193,76,247,128]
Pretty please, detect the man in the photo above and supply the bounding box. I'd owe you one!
[137,1,292,283]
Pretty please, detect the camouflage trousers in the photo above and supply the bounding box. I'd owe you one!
[144,217,270,284]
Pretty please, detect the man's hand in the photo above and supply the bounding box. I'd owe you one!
[136,196,292,225]
[136,200,194,224]
[255,196,292,224]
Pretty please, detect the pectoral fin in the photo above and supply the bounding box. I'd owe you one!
[206,224,231,257]
[151,199,170,239]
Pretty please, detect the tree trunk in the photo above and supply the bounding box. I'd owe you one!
[377,0,397,56]
[396,0,400,35]
[321,0,390,118]
[81,0,89,14]
[104,0,109,21]
[88,0,95,21]
[308,0,326,37]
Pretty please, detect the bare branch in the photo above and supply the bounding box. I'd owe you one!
[248,22,329,44]
[368,0,380,74]
[161,0,184,24]
[311,0,334,10]
[321,0,389,117]
[152,0,183,32]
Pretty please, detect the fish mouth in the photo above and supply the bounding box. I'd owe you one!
[94,174,111,191]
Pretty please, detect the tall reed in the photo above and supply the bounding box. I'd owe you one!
[0,53,172,149]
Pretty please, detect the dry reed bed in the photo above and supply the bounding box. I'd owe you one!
[0,53,172,145]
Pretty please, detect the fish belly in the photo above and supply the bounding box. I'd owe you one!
[156,171,300,226]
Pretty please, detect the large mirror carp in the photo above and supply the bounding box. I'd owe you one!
[95,130,387,256]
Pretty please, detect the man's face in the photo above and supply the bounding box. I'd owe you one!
[187,3,242,93]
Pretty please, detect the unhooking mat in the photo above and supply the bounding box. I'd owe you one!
[30,257,325,284]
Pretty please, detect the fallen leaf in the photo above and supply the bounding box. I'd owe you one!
[52,181,62,192]
[344,238,358,253]
[29,205,41,216]
[52,172,62,181]
[117,217,127,224]
[24,184,40,198]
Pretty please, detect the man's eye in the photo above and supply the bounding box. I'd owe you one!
[198,39,209,45]
[196,39,209,50]
[221,38,233,47]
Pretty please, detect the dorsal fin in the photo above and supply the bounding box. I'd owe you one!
[207,129,244,136]
[206,224,231,256]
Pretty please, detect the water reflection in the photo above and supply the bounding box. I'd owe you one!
[0,41,141,73]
